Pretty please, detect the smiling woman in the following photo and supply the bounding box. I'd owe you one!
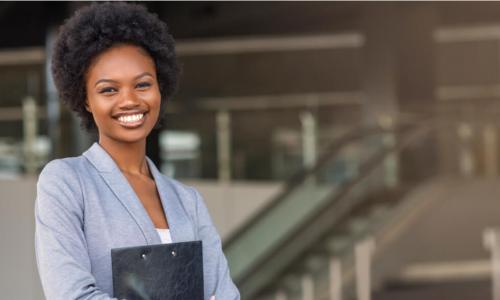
[85,45,161,145]
[34,2,240,300]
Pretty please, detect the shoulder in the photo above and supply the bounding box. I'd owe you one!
[39,156,79,175]
[36,157,87,209]
[38,156,90,186]
[35,157,90,234]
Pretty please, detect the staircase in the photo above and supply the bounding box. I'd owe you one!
[223,117,436,299]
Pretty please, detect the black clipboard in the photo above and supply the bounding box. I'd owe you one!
[111,241,204,300]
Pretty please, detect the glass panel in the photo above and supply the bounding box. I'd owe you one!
[225,128,391,280]
[0,64,45,176]
[159,130,202,179]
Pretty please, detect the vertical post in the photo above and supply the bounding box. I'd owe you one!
[457,122,475,177]
[301,273,314,300]
[23,96,38,175]
[275,289,287,300]
[216,110,231,183]
[483,124,498,177]
[45,27,60,160]
[300,111,317,169]
[329,257,342,300]
[483,228,500,300]
[355,237,375,300]
[379,115,398,188]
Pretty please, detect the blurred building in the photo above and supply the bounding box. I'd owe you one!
[4,2,500,300]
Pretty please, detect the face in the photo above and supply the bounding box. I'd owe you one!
[85,44,161,145]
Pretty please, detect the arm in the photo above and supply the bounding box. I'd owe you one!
[35,160,116,300]
[192,188,240,300]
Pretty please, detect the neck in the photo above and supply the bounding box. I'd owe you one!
[98,136,149,176]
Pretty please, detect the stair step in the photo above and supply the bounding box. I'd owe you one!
[374,279,490,300]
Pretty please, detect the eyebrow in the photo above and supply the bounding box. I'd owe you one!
[94,72,154,87]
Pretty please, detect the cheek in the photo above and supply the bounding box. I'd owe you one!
[149,90,162,111]
[150,97,162,122]
[87,97,112,123]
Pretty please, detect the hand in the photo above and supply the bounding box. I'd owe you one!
[210,296,215,300]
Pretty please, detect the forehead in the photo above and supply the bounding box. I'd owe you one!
[86,44,156,82]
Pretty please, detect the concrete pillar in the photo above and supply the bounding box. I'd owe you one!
[361,5,400,193]
[217,110,232,182]
[381,117,398,188]
[275,289,287,300]
[361,5,399,127]
[329,257,342,300]
[394,4,437,115]
[483,228,500,300]
[395,4,439,182]
[363,4,438,183]
[355,237,375,300]
[300,111,317,169]
[22,96,37,175]
[457,122,475,177]
[483,124,498,177]
[301,273,314,300]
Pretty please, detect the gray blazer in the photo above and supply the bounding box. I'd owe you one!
[35,142,240,300]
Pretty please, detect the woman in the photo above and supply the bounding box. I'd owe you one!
[35,2,240,299]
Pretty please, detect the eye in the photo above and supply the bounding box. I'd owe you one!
[136,82,152,89]
[99,87,117,94]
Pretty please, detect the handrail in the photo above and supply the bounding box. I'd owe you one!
[223,118,418,249]
[223,125,375,249]
[232,119,434,299]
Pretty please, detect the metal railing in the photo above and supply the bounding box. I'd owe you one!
[223,114,432,299]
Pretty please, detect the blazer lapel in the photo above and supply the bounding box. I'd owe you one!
[146,157,194,243]
[83,143,161,245]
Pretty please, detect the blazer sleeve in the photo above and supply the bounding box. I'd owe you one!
[191,188,241,300]
[35,160,116,300]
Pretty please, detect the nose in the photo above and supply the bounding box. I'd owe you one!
[118,87,140,109]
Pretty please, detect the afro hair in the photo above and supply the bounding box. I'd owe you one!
[51,2,180,131]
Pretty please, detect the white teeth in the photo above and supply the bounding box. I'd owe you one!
[118,113,144,123]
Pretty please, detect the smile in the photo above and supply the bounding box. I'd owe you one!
[117,113,144,123]
[115,113,146,128]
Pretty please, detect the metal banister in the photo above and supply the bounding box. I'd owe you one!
[224,115,432,299]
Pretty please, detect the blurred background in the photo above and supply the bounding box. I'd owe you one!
[3,1,500,299]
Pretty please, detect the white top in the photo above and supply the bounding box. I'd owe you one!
[156,228,172,244]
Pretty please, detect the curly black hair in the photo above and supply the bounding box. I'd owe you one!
[51,2,180,131]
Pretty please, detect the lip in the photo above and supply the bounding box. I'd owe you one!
[113,110,147,118]
[114,112,147,129]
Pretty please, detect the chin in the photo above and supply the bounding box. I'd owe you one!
[110,127,153,144]
[118,136,148,144]
[122,131,151,143]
